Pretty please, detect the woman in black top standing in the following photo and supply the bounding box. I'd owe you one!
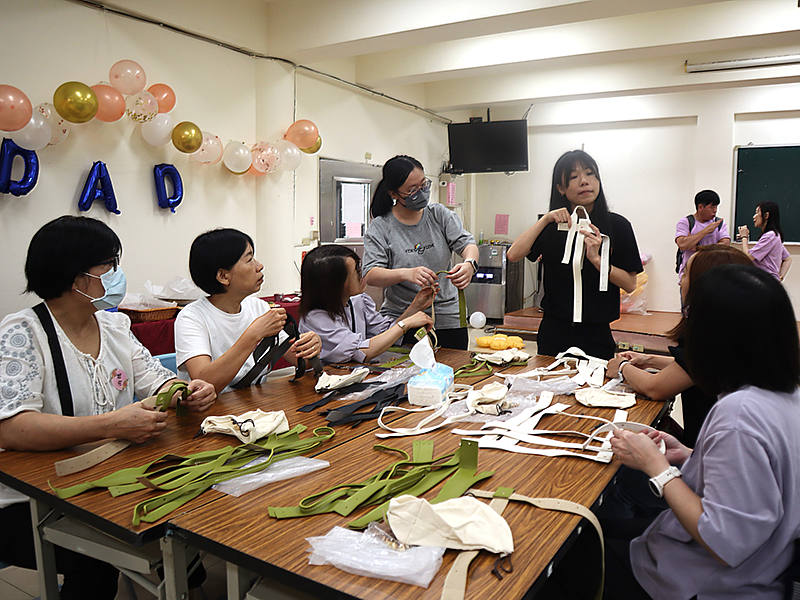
[508,150,642,359]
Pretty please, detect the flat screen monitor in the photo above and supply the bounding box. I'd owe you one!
[447,119,529,174]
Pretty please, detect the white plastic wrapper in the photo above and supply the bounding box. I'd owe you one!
[506,375,580,396]
[146,276,205,301]
[306,524,445,588]
[212,456,330,497]
[118,293,177,310]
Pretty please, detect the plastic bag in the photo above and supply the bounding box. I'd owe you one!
[146,276,205,301]
[118,293,177,310]
[334,365,421,403]
[620,253,651,315]
[212,456,329,497]
[306,523,445,588]
[502,374,581,396]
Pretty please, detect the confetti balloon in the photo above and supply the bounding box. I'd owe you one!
[125,91,158,123]
[35,103,71,146]
[192,131,223,165]
[251,141,282,174]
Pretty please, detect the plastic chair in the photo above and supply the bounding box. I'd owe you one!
[155,352,177,374]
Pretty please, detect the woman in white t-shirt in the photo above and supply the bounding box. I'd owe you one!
[176,228,322,394]
[738,200,792,281]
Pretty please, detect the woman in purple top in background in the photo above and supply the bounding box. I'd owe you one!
[298,245,434,365]
[605,265,800,600]
[738,200,792,281]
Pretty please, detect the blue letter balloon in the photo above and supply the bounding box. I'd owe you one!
[78,161,120,214]
[153,163,183,213]
[0,138,39,196]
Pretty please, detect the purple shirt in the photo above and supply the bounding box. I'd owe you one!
[631,386,800,600]
[749,230,789,280]
[676,215,730,281]
[298,293,398,364]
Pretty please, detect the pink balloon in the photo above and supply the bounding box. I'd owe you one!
[109,60,147,95]
[251,142,282,174]
[148,83,176,113]
[91,84,125,122]
[284,120,319,149]
[0,85,33,132]
[192,132,223,165]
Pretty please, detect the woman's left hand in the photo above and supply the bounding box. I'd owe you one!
[182,379,217,413]
[609,429,670,477]
[447,262,475,289]
[606,355,626,379]
[580,223,604,268]
[293,331,322,359]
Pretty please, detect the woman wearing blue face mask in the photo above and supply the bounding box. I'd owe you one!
[363,155,479,350]
[0,216,215,600]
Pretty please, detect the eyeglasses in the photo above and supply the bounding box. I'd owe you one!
[97,257,119,272]
[398,178,432,198]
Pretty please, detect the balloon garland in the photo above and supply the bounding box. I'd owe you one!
[0,59,321,197]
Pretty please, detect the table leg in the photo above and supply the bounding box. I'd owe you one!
[226,562,253,600]
[161,534,189,600]
[30,498,60,600]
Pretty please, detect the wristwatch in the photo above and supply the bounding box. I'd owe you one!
[649,466,682,498]
[397,320,407,333]
[465,258,478,273]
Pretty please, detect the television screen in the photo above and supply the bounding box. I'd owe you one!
[447,119,529,174]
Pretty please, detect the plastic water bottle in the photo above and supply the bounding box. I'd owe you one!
[478,229,484,245]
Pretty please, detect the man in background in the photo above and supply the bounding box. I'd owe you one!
[675,190,731,293]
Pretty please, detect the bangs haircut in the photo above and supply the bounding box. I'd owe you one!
[189,228,254,295]
[685,264,800,396]
[549,150,610,233]
[25,216,122,300]
[299,245,360,321]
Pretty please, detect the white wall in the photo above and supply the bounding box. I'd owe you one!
[0,0,449,315]
[458,83,800,313]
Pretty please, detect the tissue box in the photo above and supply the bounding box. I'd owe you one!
[408,363,454,406]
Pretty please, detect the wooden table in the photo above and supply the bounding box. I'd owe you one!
[167,354,666,600]
[0,348,665,600]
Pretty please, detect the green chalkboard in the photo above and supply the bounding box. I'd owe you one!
[734,145,800,244]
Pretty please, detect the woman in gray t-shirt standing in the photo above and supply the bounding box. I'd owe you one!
[362,155,479,350]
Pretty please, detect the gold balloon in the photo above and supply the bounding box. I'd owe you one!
[300,136,322,154]
[171,121,202,153]
[53,82,98,124]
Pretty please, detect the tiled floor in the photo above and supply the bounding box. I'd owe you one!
[0,329,681,599]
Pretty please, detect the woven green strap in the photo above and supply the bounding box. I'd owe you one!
[434,270,468,329]
[454,358,493,379]
[380,354,411,369]
[156,381,190,416]
[347,439,494,529]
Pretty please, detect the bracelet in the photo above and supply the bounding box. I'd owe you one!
[617,359,630,379]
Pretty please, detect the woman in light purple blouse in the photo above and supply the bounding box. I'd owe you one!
[606,265,800,600]
[738,200,792,281]
[298,245,434,365]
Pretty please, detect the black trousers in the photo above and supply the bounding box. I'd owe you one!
[537,313,616,359]
[0,502,119,600]
[402,327,468,350]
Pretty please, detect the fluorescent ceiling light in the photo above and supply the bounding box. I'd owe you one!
[686,54,800,73]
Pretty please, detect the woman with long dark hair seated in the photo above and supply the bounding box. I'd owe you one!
[606,264,800,600]
[362,155,478,350]
[298,244,433,364]
[738,200,792,281]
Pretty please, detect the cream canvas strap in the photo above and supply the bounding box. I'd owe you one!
[440,487,514,600]
[560,206,610,323]
[466,488,605,600]
[53,382,189,477]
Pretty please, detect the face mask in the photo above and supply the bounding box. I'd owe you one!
[401,186,431,211]
[77,267,127,310]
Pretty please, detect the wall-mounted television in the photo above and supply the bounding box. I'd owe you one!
[447,119,529,174]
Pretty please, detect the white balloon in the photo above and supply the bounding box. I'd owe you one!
[223,141,252,174]
[10,111,51,151]
[141,113,174,146]
[469,311,487,329]
[35,103,70,146]
[275,139,302,171]
[192,131,223,165]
